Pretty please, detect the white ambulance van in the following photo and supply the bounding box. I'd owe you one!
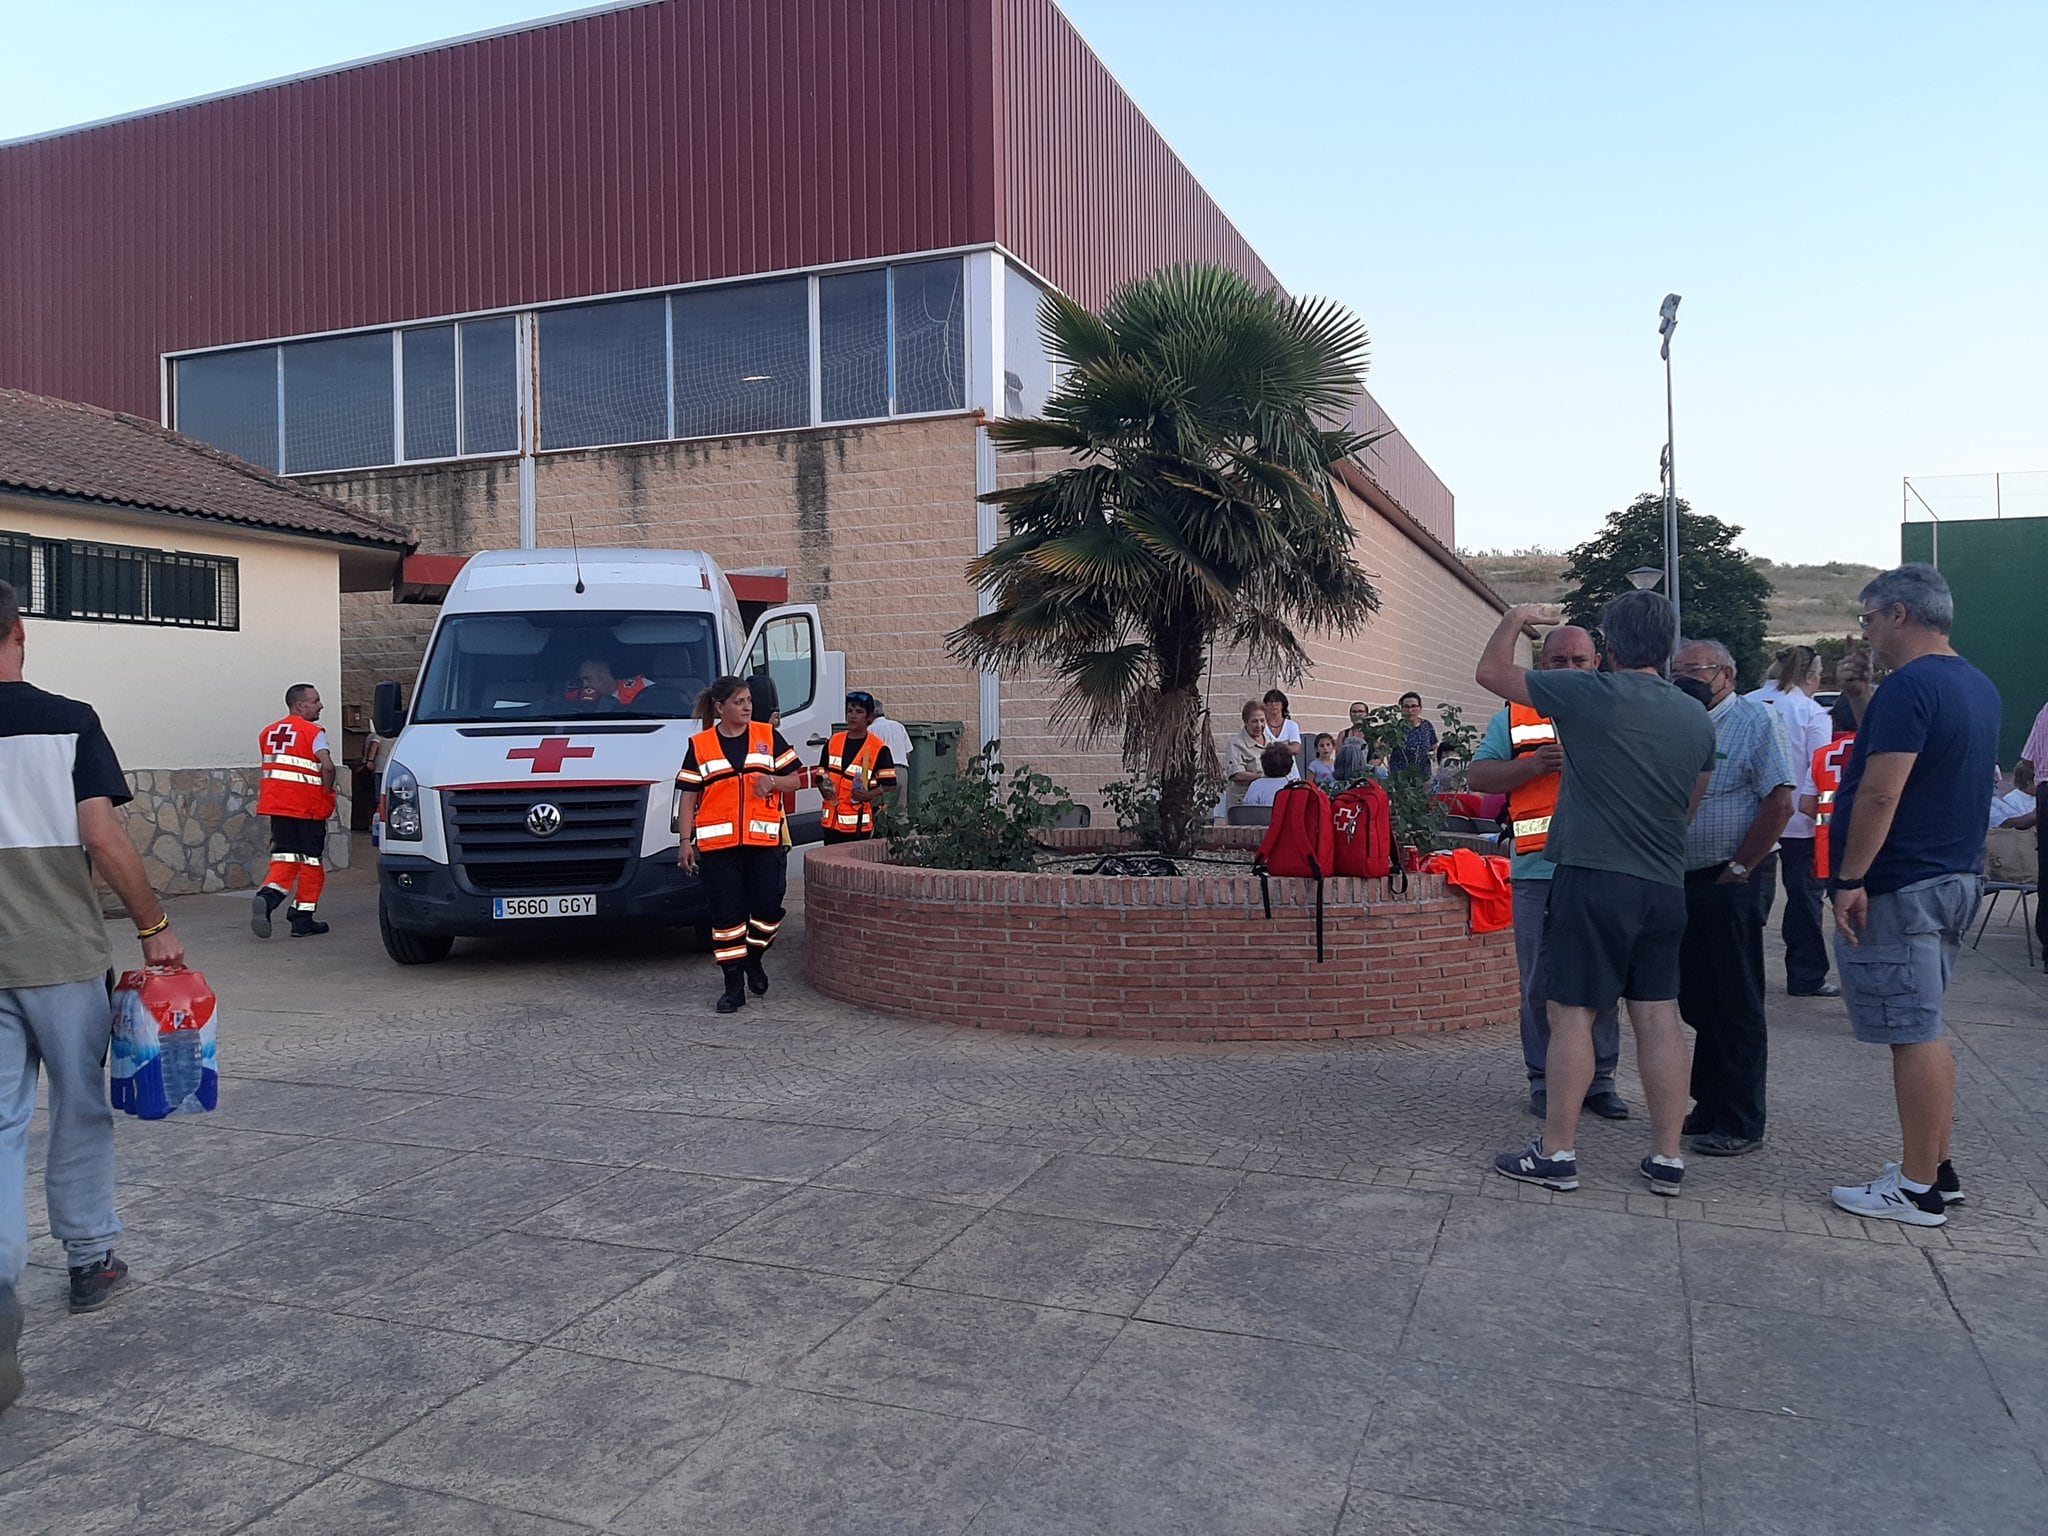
[370,548,841,964]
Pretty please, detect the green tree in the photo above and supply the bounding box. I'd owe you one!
[949,263,1385,856]
[1560,493,1775,684]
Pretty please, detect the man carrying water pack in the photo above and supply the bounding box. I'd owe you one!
[1,580,185,1415]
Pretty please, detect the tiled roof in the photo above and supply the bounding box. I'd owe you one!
[0,388,410,549]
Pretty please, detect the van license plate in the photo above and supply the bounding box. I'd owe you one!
[493,894,598,919]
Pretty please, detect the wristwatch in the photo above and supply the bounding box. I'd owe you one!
[1726,861,1749,880]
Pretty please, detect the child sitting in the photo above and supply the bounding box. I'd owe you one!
[1242,743,1298,807]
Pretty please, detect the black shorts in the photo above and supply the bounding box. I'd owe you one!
[1543,864,1687,1007]
[270,815,326,858]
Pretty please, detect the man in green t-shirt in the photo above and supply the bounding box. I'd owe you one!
[1474,593,1717,1200]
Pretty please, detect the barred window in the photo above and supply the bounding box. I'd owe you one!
[0,531,237,629]
[0,532,51,614]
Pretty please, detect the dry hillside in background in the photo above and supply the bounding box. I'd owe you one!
[1458,550,1880,643]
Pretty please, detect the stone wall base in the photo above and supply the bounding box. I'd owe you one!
[120,768,351,897]
[805,829,1519,1042]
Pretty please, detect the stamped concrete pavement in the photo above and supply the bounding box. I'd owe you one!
[3,849,2045,1534]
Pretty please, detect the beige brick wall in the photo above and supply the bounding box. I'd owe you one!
[997,476,1511,807]
[307,421,987,739]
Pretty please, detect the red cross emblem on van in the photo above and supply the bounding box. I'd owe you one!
[507,737,595,774]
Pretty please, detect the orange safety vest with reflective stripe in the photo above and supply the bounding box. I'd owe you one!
[256,715,336,820]
[565,676,652,705]
[681,722,783,851]
[1811,732,1857,879]
[821,730,888,836]
[1505,702,1560,856]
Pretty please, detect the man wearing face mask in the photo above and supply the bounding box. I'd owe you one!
[1470,625,1629,1121]
[1669,640,1798,1158]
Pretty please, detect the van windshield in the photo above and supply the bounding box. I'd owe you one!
[411,610,716,724]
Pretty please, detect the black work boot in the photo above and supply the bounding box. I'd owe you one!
[716,964,748,1014]
[250,886,284,938]
[68,1252,130,1314]
[289,910,330,938]
[745,953,770,996]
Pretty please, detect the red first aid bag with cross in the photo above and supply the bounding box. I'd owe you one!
[110,966,220,1119]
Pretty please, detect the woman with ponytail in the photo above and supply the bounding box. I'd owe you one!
[673,676,804,1012]
[1747,645,1838,997]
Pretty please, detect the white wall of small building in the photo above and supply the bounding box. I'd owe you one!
[1,496,342,770]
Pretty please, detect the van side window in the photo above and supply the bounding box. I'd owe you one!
[747,613,816,715]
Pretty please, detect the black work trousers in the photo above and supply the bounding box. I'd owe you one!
[2038,812,2047,960]
[699,846,788,969]
[1680,865,1770,1141]
[1754,838,1831,994]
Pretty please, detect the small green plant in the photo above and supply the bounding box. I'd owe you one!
[883,742,1074,872]
[1102,766,1227,853]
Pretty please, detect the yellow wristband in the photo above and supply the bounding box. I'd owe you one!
[136,915,171,939]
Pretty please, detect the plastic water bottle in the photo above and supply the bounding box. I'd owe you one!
[159,1025,204,1109]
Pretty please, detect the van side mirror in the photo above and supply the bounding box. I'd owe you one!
[372,681,407,739]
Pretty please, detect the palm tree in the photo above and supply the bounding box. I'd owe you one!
[949,263,1385,856]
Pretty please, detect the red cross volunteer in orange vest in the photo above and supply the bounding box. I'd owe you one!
[818,690,899,844]
[251,683,338,939]
[1505,702,1561,855]
[674,675,804,1014]
[567,657,654,709]
[1807,733,1856,879]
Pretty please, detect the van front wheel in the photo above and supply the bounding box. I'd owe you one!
[380,896,454,965]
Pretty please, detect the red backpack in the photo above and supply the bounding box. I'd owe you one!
[1253,783,1337,961]
[1330,779,1395,880]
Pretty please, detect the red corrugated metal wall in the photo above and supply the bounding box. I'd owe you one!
[0,0,990,420]
[0,0,1452,538]
[991,0,1452,540]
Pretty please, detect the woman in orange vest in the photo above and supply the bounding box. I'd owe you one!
[818,690,900,843]
[674,675,804,1013]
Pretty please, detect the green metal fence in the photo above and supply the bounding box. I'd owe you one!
[1900,516,2048,765]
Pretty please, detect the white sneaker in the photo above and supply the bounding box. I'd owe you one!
[1830,1165,1947,1227]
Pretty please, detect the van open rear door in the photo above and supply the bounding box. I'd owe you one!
[741,605,842,843]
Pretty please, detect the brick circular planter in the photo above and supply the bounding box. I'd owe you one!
[804,828,1519,1042]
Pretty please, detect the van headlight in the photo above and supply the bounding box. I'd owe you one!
[384,761,424,841]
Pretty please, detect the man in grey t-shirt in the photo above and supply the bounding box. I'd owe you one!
[1475,593,1716,1199]
[2,579,186,1415]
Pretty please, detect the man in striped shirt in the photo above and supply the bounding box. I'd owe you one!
[1,579,185,1414]
[1671,639,1797,1158]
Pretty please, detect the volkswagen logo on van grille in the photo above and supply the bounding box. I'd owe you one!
[526,803,564,837]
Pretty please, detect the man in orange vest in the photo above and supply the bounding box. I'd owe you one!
[818,690,900,843]
[568,657,653,709]
[251,684,338,939]
[1804,734,1857,880]
[1469,625,1627,1120]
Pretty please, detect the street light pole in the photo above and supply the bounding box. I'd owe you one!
[1658,294,1682,634]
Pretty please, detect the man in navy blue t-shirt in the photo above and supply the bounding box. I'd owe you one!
[1826,564,1999,1228]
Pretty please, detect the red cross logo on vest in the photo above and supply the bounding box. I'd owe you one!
[264,724,297,754]
[507,737,596,773]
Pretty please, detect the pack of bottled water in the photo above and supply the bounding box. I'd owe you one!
[110,967,220,1119]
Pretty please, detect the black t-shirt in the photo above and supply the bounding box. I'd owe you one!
[1,681,133,987]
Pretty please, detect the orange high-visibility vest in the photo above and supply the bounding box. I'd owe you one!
[1505,702,1560,856]
[566,675,652,705]
[821,730,888,836]
[256,715,336,821]
[1811,733,1857,879]
[681,722,783,851]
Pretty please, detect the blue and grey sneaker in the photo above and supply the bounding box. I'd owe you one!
[1494,1139,1578,1191]
[1640,1154,1685,1197]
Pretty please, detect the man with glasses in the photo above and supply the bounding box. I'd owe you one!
[1670,640,1797,1158]
[1469,625,1629,1122]
[1827,565,1998,1225]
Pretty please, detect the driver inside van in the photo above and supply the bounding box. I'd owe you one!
[569,657,653,710]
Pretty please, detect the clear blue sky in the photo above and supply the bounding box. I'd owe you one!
[6,1,2042,565]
